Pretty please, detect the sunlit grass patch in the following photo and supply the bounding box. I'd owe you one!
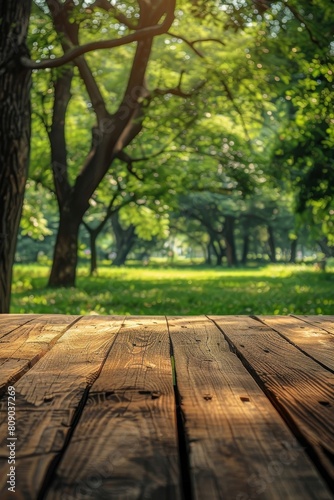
[11,263,334,315]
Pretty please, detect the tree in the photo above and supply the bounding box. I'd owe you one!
[245,0,334,248]
[0,0,177,310]
[38,0,176,286]
[28,0,235,284]
[178,192,242,266]
[0,0,32,312]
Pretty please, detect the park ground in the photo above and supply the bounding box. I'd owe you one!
[10,261,334,316]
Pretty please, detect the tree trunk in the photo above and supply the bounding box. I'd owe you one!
[0,0,32,312]
[224,216,237,267]
[206,239,213,265]
[212,238,225,266]
[48,211,81,287]
[43,2,175,287]
[241,234,249,265]
[90,230,98,276]
[111,212,136,266]
[289,239,298,263]
[112,233,136,266]
[267,225,277,263]
[317,238,334,258]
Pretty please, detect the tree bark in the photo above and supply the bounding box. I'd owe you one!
[48,210,81,287]
[0,0,32,312]
[47,63,76,286]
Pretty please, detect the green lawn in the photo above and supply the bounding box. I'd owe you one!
[10,262,334,315]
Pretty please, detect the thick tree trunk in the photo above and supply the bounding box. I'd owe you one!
[0,0,32,312]
[44,1,175,287]
[48,211,81,287]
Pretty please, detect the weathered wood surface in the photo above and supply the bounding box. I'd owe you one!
[0,314,37,340]
[46,316,181,500]
[0,316,124,498]
[0,314,333,500]
[210,315,334,489]
[293,315,334,336]
[169,316,330,500]
[258,315,334,371]
[0,315,79,395]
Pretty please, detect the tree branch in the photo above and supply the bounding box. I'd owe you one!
[116,150,144,181]
[216,72,252,146]
[20,1,176,70]
[167,31,225,58]
[118,114,199,168]
[153,74,206,98]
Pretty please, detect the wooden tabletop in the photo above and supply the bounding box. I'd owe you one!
[0,314,334,499]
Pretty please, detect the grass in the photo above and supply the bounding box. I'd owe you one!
[10,262,334,315]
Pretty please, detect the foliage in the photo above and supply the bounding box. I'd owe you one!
[17,0,334,276]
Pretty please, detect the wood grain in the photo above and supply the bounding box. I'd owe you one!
[0,315,80,394]
[0,314,37,341]
[210,315,334,490]
[169,316,331,500]
[0,315,124,499]
[257,315,334,371]
[46,316,181,500]
[293,315,334,336]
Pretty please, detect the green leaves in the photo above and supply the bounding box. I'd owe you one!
[20,181,55,240]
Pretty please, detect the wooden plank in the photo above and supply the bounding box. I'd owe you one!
[257,315,334,371]
[0,314,37,340]
[0,315,124,499]
[0,315,80,394]
[169,316,332,500]
[210,315,334,491]
[293,316,334,336]
[45,316,181,500]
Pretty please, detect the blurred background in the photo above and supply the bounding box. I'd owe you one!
[1,0,333,314]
